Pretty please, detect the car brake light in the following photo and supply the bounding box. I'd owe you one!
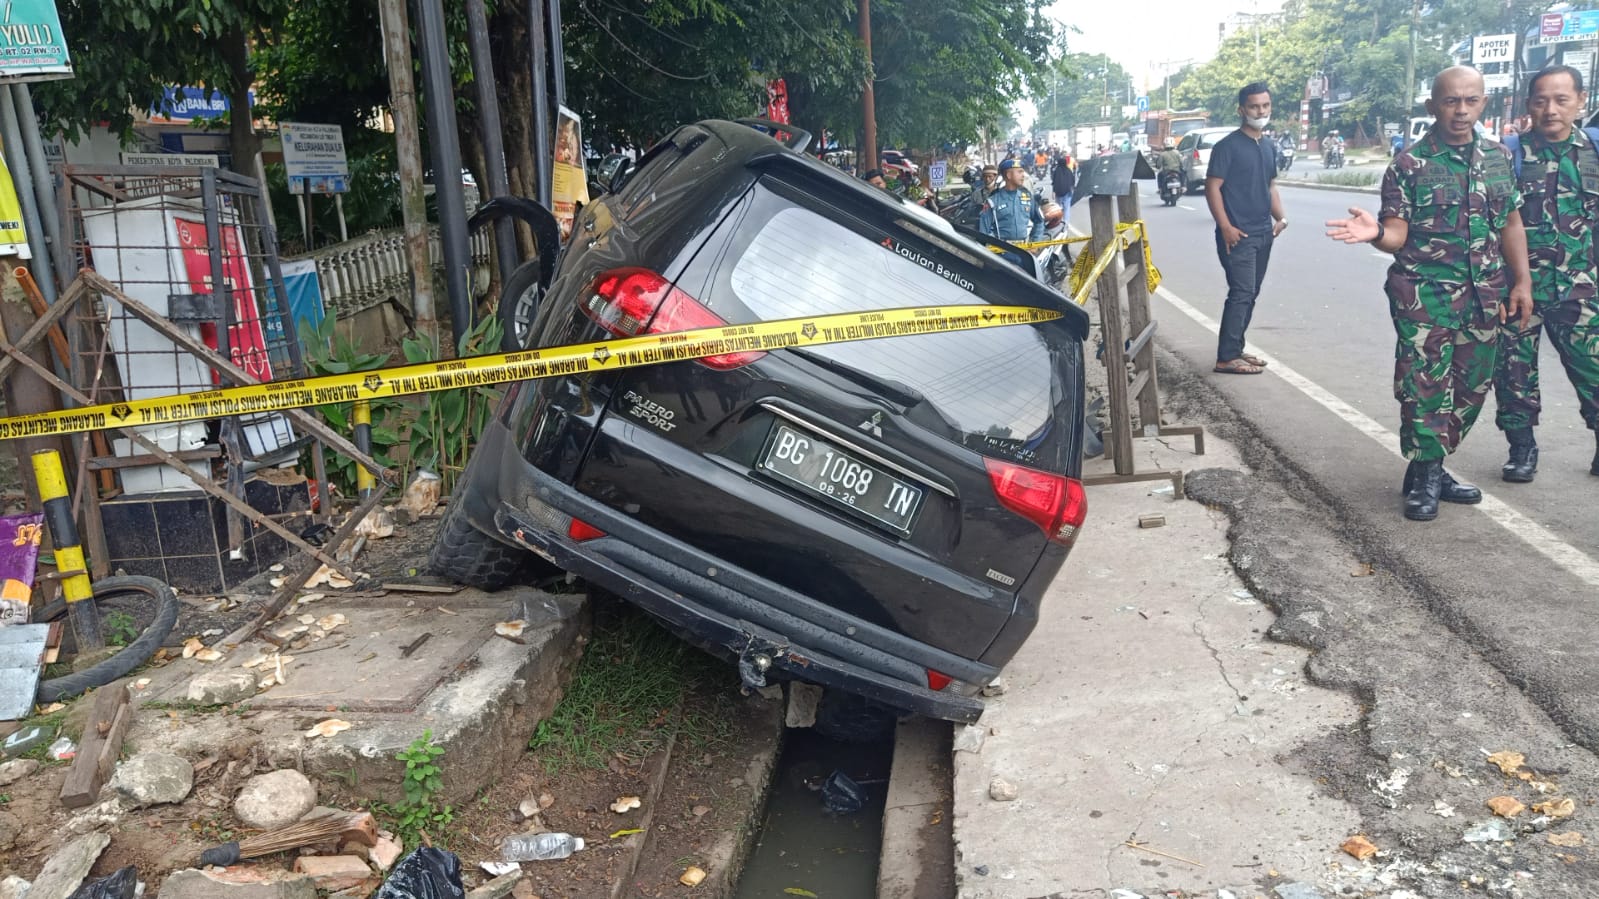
[1192,149,1201,161]
[984,458,1087,546]
[926,669,953,691]
[567,518,606,541]
[580,267,764,370]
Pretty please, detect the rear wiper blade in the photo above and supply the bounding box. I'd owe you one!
[788,348,925,407]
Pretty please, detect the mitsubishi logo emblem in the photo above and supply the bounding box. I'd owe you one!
[858,411,883,438]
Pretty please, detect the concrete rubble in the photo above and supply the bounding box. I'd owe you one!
[24,832,110,899]
[186,668,260,705]
[157,867,317,899]
[108,751,195,806]
[234,769,317,829]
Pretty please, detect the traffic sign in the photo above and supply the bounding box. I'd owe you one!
[1136,95,1150,113]
[928,160,948,190]
[1544,11,1599,38]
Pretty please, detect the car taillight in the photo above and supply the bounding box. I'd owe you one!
[984,458,1087,546]
[567,518,606,541]
[580,267,764,370]
[1191,149,1201,161]
[926,669,953,691]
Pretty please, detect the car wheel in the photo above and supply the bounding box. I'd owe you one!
[498,260,546,352]
[812,688,900,743]
[427,493,541,590]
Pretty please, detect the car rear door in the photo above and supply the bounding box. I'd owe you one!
[569,165,1088,660]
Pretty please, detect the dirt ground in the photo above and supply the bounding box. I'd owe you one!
[0,505,784,897]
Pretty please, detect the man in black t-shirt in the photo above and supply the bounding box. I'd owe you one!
[1206,81,1290,374]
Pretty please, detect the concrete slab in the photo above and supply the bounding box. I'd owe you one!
[878,716,954,899]
[128,586,587,803]
[952,435,1362,898]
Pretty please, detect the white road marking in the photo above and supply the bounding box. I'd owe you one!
[1370,252,1389,261]
[1153,284,1599,588]
[1178,204,1196,211]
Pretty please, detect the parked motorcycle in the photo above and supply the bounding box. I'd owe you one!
[1277,143,1295,173]
[1323,144,1345,169]
[1158,170,1183,207]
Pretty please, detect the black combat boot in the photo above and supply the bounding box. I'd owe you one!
[1404,459,1444,521]
[1502,428,1538,483]
[1591,432,1599,477]
[1402,462,1483,504]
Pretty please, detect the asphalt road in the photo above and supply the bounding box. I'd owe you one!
[1068,182,1599,752]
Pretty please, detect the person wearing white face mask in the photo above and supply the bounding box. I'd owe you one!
[1206,81,1290,374]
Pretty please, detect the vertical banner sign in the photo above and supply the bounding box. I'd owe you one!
[0,0,71,82]
[280,122,350,194]
[767,78,791,124]
[0,148,28,256]
[173,218,274,382]
[552,106,590,242]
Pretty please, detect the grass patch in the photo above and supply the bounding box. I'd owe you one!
[529,605,734,774]
[1317,170,1379,187]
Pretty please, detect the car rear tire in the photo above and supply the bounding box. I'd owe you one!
[427,495,536,590]
[812,688,900,743]
[498,259,546,352]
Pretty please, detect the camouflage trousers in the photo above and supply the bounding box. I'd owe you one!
[1493,293,1599,432]
[1393,318,1498,461]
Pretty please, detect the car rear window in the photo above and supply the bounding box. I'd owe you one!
[1200,131,1228,148]
[705,195,1064,463]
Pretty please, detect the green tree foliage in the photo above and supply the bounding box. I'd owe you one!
[1033,52,1138,131]
[36,0,292,171]
[1170,0,1546,141]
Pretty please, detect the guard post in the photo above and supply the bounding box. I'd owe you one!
[32,448,104,652]
[1073,152,1205,492]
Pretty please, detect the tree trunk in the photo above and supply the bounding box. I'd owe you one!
[222,27,260,177]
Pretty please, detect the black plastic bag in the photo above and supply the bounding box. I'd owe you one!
[821,770,867,814]
[375,847,467,899]
[67,866,138,899]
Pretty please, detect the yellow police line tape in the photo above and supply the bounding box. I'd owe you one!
[0,305,1062,441]
[988,221,1161,307]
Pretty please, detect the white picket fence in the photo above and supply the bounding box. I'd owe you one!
[294,226,493,316]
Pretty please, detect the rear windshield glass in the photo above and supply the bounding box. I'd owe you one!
[712,196,1064,463]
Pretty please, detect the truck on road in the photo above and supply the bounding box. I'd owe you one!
[1144,110,1208,150]
[1072,122,1112,159]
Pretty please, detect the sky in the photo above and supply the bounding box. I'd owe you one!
[1016,0,1286,128]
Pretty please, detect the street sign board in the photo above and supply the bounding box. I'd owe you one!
[1473,33,1515,65]
[1565,49,1596,75]
[1483,72,1513,92]
[0,0,72,83]
[280,123,350,195]
[1136,95,1149,113]
[120,152,221,168]
[928,160,948,190]
[1541,11,1599,39]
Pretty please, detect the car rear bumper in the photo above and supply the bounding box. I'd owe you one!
[460,421,992,724]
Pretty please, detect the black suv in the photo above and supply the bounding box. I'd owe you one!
[432,120,1091,724]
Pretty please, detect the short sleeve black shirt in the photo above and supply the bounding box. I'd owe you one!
[1208,130,1277,234]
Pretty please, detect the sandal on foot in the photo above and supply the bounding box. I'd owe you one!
[1241,353,1269,367]
[1214,358,1265,375]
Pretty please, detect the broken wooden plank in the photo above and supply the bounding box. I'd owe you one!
[60,683,131,808]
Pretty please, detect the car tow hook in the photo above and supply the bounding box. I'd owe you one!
[737,648,775,690]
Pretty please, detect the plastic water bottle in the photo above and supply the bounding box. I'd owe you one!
[500,832,585,861]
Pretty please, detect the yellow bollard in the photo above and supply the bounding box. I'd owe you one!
[353,400,375,499]
[31,449,104,652]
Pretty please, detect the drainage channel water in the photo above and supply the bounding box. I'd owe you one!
[733,726,895,897]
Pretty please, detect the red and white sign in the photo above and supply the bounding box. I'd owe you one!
[173,218,273,383]
[766,79,791,125]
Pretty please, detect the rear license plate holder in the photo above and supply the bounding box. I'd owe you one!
[757,423,924,534]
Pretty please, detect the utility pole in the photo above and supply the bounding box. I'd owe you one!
[1404,0,1420,147]
[465,0,520,287]
[379,0,437,340]
[859,0,877,174]
[414,0,475,346]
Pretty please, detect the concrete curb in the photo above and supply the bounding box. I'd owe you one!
[1278,177,1381,195]
[877,716,954,898]
[608,729,678,899]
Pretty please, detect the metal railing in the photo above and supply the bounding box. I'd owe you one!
[293,226,493,316]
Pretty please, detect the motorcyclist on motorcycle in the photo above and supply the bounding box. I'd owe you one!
[1321,130,1344,163]
[1156,141,1183,174]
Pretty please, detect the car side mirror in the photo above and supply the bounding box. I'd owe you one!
[607,158,634,194]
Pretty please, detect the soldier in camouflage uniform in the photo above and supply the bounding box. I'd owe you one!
[1326,66,1534,521]
[1494,64,1599,481]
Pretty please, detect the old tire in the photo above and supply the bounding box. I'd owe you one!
[812,688,900,744]
[427,496,534,590]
